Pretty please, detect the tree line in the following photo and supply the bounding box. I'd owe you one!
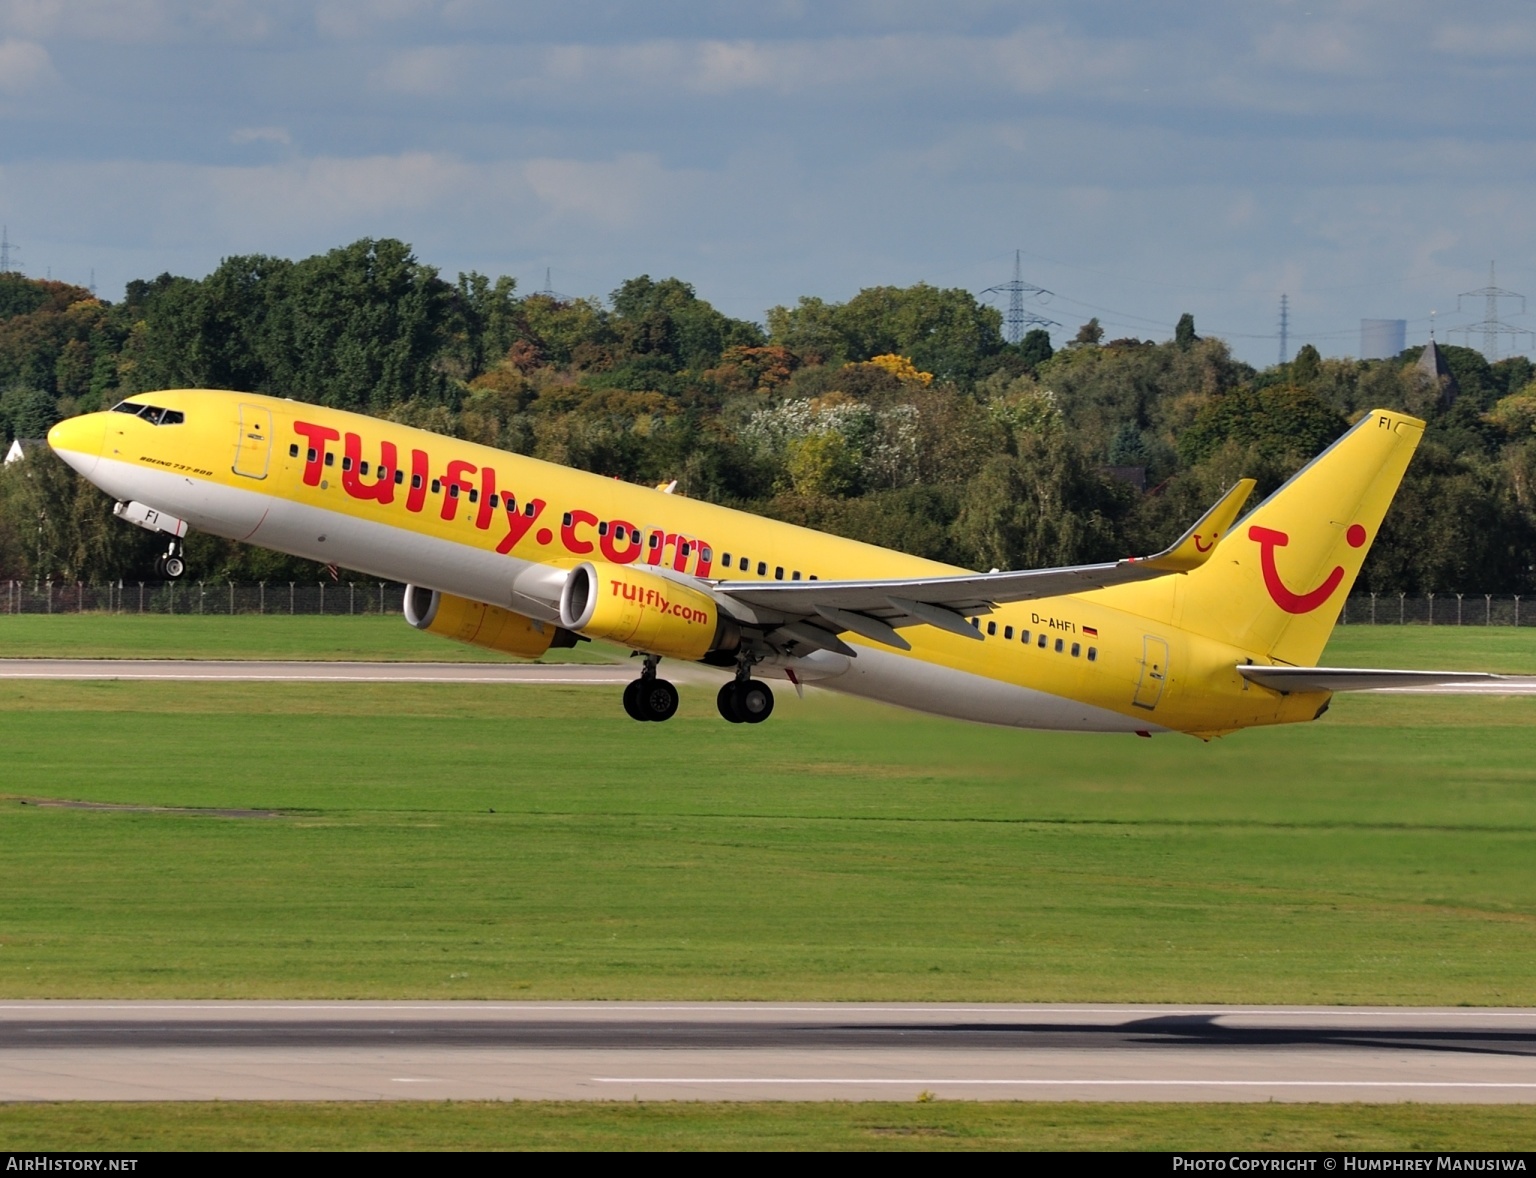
[3,237,1535,594]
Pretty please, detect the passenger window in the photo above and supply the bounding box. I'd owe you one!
[614,525,625,540]
[701,547,712,563]
[792,571,801,580]
[598,522,609,537]
[809,575,818,580]
[526,502,536,517]
[307,448,317,463]
[289,443,299,458]
[970,617,980,629]
[758,561,767,576]
[1071,643,1080,657]
[431,479,441,493]
[394,469,404,485]
[986,621,996,636]
[359,461,369,475]
[681,542,691,558]
[1087,647,1098,662]
[468,488,478,503]
[1004,626,1013,640]
[740,556,749,570]
[562,511,572,526]
[448,484,460,499]
[489,494,500,509]
[1038,634,1047,648]
[649,533,660,548]
[775,566,784,580]
[1021,630,1031,644]
[722,552,732,566]
[411,474,423,489]
[1055,638,1064,652]
[341,457,353,472]
[324,452,335,467]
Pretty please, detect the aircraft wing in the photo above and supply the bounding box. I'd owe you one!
[709,479,1256,655]
[1237,666,1533,693]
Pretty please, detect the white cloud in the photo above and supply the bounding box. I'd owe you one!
[0,36,55,92]
[315,0,435,42]
[230,126,291,146]
[1431,21,1536,58]
[368,45,462,96]
[0,0,271,43]
[521,153,683,231]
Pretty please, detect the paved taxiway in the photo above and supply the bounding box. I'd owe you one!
[0,659,633,684]
[4,1003,1536,1102]
[2,659,1536,693]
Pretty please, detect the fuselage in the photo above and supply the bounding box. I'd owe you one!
[47,389,1328,737]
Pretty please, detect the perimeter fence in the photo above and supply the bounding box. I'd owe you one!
[2,580,406,616]
[2,582,1535,625]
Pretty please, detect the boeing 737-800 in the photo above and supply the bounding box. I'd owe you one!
[44,391,1513,737]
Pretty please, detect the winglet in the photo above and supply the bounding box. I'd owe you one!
[1136,478,1256,573]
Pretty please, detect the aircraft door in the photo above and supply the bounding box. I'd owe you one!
[1133,635,1169,710]
[233,404,273,479]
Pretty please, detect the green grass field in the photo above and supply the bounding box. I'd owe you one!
[0,617,1533,1002]
[0,613,625,662]
[3,1100,1534,1151]
[3,617,1536,1150]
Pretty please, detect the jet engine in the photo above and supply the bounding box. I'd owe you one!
[559,561,739,662]
[404,585,577,658]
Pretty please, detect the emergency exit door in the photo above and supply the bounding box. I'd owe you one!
[1133,635,1169,710]
[232,404,273,479]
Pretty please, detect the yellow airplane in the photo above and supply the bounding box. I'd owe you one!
[45,392,1512,736]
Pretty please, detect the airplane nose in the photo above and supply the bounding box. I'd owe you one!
[47,413,106,478]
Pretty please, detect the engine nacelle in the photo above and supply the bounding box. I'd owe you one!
[559,561,739,662]
[404,585,574,658]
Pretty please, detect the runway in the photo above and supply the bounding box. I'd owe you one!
[4,1002,1536,1102]
[1,659,1534,693]
[0,659,633,685]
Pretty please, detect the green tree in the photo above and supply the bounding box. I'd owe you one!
[768,284,1004,384]
[1019,327,1054,373]
[1290,343,1321,385]
[1174,312,1197,350]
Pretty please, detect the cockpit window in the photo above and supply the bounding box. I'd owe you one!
[110,401,184,426]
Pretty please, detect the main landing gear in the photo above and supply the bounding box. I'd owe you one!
[623,656,679,722]
[153,538,186,580]
[717,663,774,725]
[620,657,777,725]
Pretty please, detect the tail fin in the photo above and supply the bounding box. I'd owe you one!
[1180,409,1423,666]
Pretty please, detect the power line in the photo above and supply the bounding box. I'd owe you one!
[1452,261,1532,361]
[980,250,1058,345]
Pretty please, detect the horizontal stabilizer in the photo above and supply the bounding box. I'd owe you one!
[1238,665,1532,694]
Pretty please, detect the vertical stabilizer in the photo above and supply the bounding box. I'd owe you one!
[1179,409,1423,666]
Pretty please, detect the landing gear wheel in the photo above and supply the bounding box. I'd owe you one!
[152,556,166,578]
[735,680,774,724]
[634,677,679,722]
[717,682,744,723]
[623,679,645,721]
[162,555,185,579]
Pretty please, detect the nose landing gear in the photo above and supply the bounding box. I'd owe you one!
[623,656,679,722]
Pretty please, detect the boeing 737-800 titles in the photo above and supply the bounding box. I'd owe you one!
[44,391,1515,737]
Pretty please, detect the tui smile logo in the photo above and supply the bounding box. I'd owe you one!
[1249,523,1368,614]
[1192,532,1216,553]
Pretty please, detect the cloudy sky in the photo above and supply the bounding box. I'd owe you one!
[1,0,1534,367]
